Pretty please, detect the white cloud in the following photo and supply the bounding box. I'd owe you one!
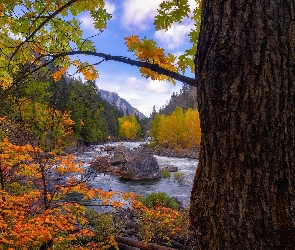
[120,93,141,105]
[145,80,171,94]
[188,0,198,10]
[96,74,181,116]
[121,0,162,30]
[121,0,198,32]
[154,20,194,49]
[79,14,95,31]
[173,51,185,57]
[125,76,144,87]
[105,1,116,15]
[8,31,24,41]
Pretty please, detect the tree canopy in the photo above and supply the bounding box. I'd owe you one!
[0,0,201,90]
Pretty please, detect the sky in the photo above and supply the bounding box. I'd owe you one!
[70,0,196,117]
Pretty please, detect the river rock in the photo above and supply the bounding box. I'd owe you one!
[159,164,179,172]
[142,144,199,159]
[112,146,160,180]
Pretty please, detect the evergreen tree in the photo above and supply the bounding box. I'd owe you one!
[149,105,158,119]
[66,80,108,144]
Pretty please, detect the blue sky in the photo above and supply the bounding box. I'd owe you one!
[70,0,196,117]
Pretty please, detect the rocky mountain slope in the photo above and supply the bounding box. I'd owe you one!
[99,89,146,119]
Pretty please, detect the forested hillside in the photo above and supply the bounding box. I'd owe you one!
[158,84,197,116]
[0,75,125,147]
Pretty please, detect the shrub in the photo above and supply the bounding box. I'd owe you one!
[131,195,192,245]
[141,192,179,209]
[174,172,185,184]
[173,145,183,153]
[147,141,157,148]
[86,209,122,248]
[161,169,170,178]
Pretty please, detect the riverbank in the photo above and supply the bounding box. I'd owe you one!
[64,142,198,248]
[64,142,200,161]
[142,144,199,159]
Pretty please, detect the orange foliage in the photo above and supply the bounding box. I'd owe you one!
[0,138,129,249]
[51,66,68,82]
[125,35,178,85]
[73,60,99,81]
[0,136,188,248]
[128,194,185,244]
[50,60,99,83]
[16,100,75,152]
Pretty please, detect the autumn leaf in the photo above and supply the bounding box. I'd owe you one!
[51,66,68,82]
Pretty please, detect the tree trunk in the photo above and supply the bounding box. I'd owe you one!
[190,1,295,249]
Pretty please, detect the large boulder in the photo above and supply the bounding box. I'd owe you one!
[112,146,160,180]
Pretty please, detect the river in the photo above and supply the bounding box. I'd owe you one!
[75,142,198,207]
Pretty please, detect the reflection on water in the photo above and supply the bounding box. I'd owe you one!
[76,142,198,207]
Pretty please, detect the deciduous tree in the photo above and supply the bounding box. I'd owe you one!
[183,108,201,149]
[0,136,130,249]
[150,107,201,150]
[118,115,141,140]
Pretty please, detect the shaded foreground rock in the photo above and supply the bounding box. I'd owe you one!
[113,146,160,180]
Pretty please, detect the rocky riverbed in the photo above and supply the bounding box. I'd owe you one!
[65,141,200,160]
[56,142,199,249]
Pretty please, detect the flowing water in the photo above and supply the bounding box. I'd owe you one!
[75,142,198,206]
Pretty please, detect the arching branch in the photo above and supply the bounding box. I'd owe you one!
[51,51,196,86]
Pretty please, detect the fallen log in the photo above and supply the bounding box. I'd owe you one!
[115,236,177,250]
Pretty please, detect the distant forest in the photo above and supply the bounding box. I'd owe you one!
[0,74,145,147]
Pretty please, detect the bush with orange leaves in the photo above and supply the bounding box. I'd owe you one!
[129,195,192,247]
[0,137,129,249]
[84,192,193,249]
[0,136,192,249]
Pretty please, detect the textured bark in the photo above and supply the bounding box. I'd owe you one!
[190,0,295,249]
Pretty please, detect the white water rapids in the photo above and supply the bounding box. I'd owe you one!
[75,142,198,206]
